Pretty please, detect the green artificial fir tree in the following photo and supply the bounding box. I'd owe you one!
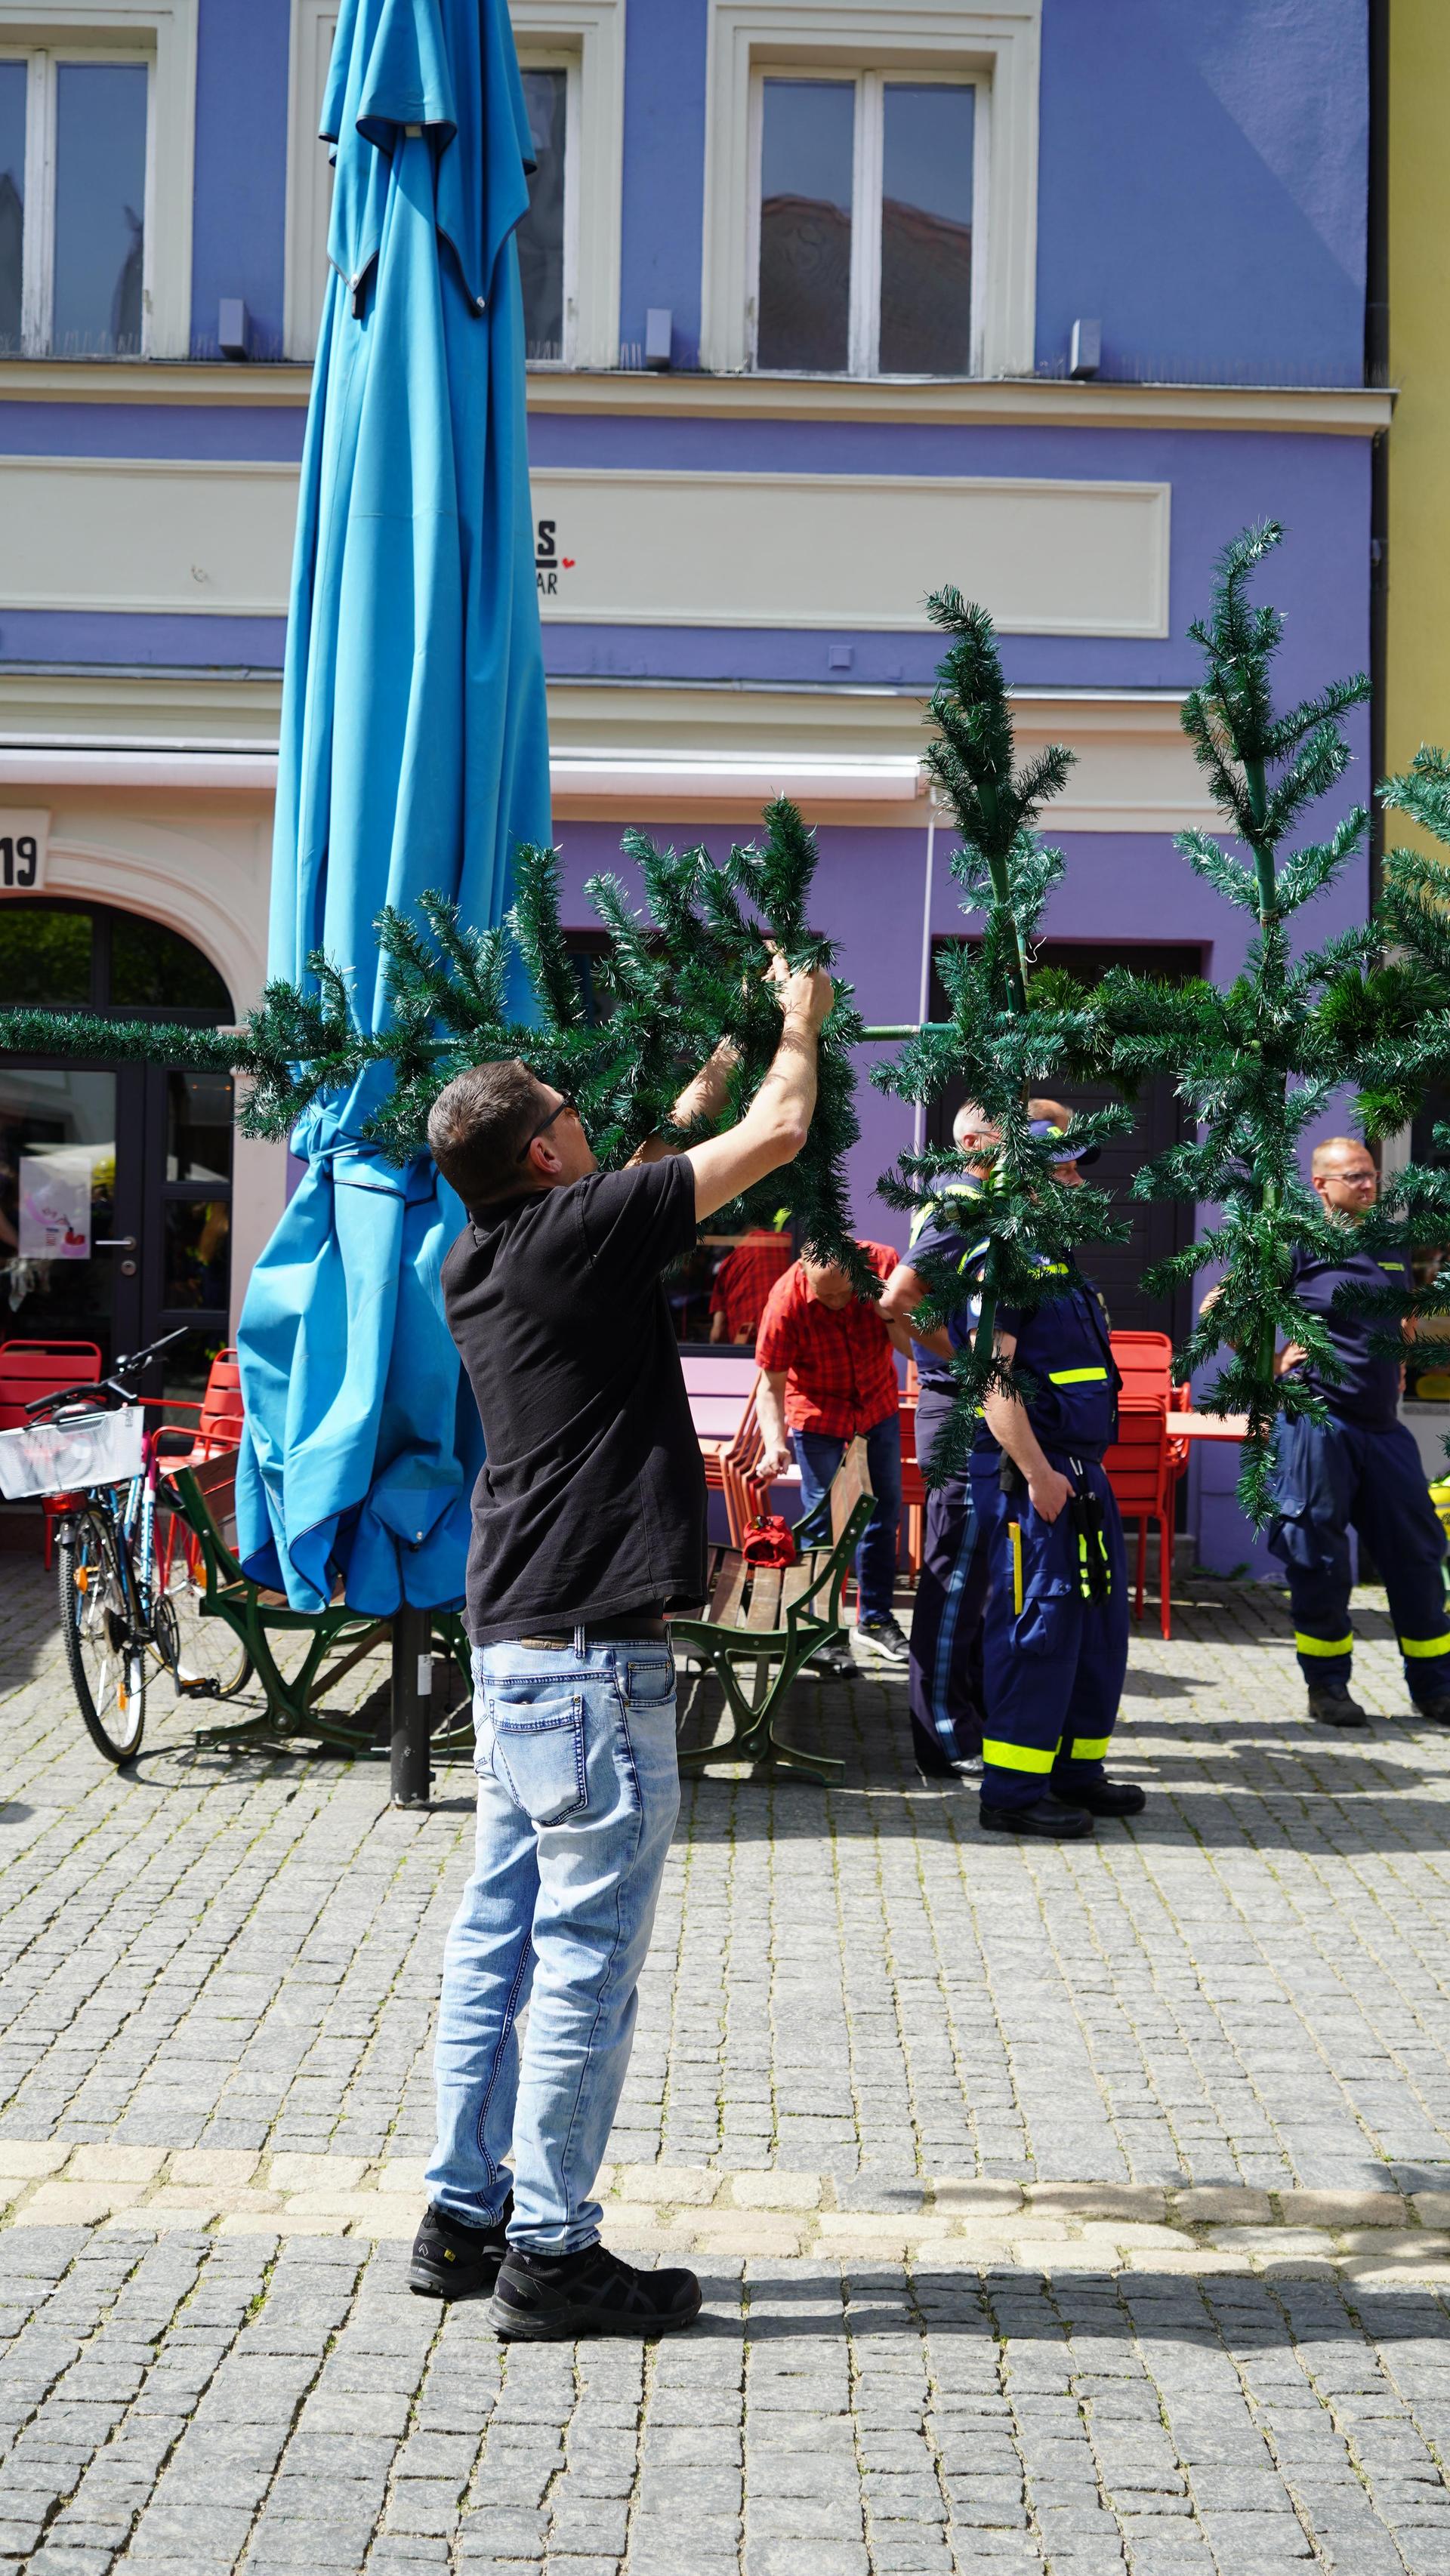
[875,587,1131,1483]
[0,797,867,1271]
[1091,522,1380,1518]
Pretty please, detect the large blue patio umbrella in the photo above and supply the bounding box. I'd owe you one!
[233,0,551,1616]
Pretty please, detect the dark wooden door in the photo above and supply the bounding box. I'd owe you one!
[926,941,1202,1342]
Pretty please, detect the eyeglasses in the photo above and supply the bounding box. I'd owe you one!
[517,1094,578,1160]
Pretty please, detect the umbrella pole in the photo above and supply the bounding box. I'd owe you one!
[390,1604,433,1807]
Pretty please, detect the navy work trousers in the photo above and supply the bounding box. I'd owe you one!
[791,1412,902,1623]
[1269,1412,1450,1702]
[908,1389,985,1768]
[971,1453,1129,1810]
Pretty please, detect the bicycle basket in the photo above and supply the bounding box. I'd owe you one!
[0,1405,145,1502]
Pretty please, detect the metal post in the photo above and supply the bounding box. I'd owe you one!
[390,1602,433,1807]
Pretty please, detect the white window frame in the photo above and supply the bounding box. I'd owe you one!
[284,0,622,368]
[703,1,1039,381]
[514,44,579,367]
[747,64,984,378]
[0,0,196,362]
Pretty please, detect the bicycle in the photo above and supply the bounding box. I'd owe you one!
[0,1330,252,1765]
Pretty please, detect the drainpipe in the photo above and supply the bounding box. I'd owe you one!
[1367,0,1390,914]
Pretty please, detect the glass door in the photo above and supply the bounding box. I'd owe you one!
[0,1058,145,1368]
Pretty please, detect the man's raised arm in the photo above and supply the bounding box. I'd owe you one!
[686,963,835,1222]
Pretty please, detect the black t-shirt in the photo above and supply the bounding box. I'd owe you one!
[442,1157,708,1644]
[1285,1239,1406,1428]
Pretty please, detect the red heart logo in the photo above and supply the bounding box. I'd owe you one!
[561,556,575,569]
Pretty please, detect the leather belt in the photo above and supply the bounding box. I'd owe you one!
[509,1613,669,1648]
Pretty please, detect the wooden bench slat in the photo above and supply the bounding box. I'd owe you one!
[709,1551,751,1628]
[828,1436,873,1546]
[744,1565,785,1630]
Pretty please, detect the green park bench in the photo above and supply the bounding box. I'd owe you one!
[672,1436,874,1785]
[163,1449,474,1761]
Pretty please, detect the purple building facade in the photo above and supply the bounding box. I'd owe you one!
[0,0,1387,1556]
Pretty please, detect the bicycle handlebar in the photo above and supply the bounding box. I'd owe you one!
[23,1327,190,1422]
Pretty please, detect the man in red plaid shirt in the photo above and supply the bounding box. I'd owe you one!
[754,1243,908,1673]
[708,1223,794,1343]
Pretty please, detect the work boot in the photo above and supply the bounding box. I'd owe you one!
[980,1794,1094,1840]
[1411,1694,1450,1727]
[1306,1681,1368,1727]
[489,2241,702,2341]
[409,2196,513,2300]
[1067,1774,1147,1818]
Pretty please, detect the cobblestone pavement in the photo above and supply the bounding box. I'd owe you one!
[3,1555,1450,2573]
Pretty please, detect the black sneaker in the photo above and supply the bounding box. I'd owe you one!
[809,1638,856,1680]
[857,1613,910,1665]
[1068,1774,1147,1817]
[1411,1695,1450,1726]
[489,2240,702,2342]
[980,1794,1094,1840]
[1307,1684,1368,1728]
[409,2197,512,2300]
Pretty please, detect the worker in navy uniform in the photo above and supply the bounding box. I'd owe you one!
[962,1120,1143,1839]
[1266,1135,1450,1728]
[880,1101,998,1781]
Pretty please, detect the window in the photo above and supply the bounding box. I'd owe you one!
[754,69,976,375]
[285,0,623,366]
[702,5,1040,382]
[517,54,577,363]
[0,46,151,357]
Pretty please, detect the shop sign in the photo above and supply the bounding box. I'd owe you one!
[0,810,49,892]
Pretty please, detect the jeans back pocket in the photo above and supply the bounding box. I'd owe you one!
[623,1655,676,1708]
[486,1683,588,1826]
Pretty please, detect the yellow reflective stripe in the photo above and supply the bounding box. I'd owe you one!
[1047,1367,1109,1385]
[1294,1631,1354,1657]
[1010,1521,1023,1616]
[982,1739,1058,1774]
[1070,1736,1109,1761]
[1400,1633,1450,1659]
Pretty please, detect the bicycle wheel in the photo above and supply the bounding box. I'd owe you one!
[57,1507,147,1764]
[159,1529,251,1699]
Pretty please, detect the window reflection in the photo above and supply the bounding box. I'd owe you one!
[0,61,24,354]
[53,62,147,357]
[0,905,92,1007]
[166,1071,233,1184]
[757,79,854,372]
[163,1199,231,1312]
[111,916,232,1013]
[880,84,973,375]
[518,66,566,361]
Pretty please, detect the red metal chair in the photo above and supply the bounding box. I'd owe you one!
[151,1347,245,1466]
[1104,1333,1188,1640]
[680,1351,759,1493]
[0,1339,103,1569]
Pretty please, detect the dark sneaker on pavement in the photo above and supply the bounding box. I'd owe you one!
[1070,1775,1147,1817]
[409,2197,512,2300]
[489,2241,702,2341]
[809,1638,856,1679]
[980,1794,1094,1839]
[856,1613,910,1664]
[1411,1694,1450,1726]
[1307,1684,1368,1727]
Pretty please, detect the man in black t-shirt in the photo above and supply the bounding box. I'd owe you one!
[1265,1135,1450,1731]
[409,960,835,2342]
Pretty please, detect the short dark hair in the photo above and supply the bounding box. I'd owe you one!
[428,1059,546,1210]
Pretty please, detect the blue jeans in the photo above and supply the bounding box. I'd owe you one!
[425,1637,680,2253]
[791,1412,903,1622]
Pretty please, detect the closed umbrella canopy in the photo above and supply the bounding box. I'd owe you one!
[235,0,550,1615]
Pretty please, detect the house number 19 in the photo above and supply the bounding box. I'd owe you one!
[0,834,39,889]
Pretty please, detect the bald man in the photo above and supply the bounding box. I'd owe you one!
[1269,1136,1450,1727]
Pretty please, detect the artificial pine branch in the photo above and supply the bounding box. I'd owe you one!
[875,587,1128,1485]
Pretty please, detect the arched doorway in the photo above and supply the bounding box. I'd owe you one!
[0,900,235,1391]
